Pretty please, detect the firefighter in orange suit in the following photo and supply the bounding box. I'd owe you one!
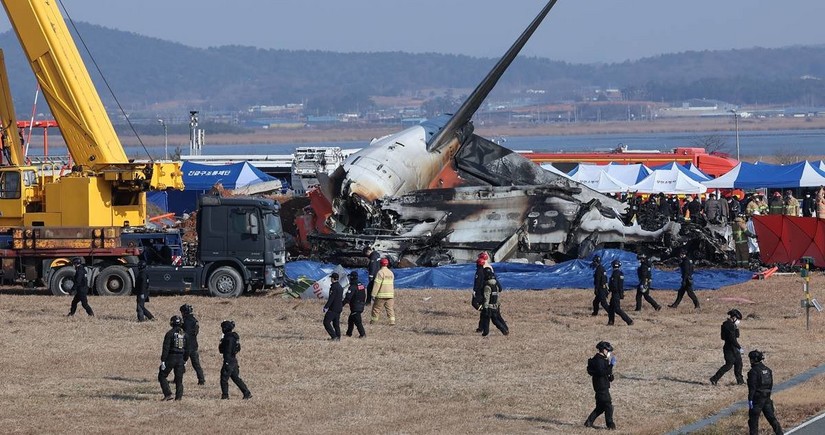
[370,258,396,325]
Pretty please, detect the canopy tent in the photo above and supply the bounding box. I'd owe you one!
[563,164,630,193]
[703,161,825,189]
[650,162,711,182]
[752,215,825,267]
[539,163,574,179]
[165,161,280,215]
[630,166,708,194]
[583,163,653,185]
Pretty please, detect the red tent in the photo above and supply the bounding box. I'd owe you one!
[752,215,825,267]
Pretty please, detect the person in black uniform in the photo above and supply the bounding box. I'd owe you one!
[584,341,617,430]
[343,271,367,338]
[710,309,745,385]
[364,246,380,304]
[219,320,252,400]
[747,350,783,435]
[135,261,154,322]
[607,260,633,326]
[323,272,344,340]
[67,257,94,316]
[180,304,205,385]
[479,267,509,336]
[634,254,661,311]
[473,252,491,332]
[158,315,189,401]
[669,250,700,309]
[591,255,610,316]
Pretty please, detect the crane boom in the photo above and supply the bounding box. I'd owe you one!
[0,50,25,166]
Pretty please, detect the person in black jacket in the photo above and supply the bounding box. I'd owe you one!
[158,315,189,401]
[668,250,700,309]
[802,192,816,217]
[710,309,745,385]
[634,254,661,311]
[180,304,205,385]
[219,320,251,400]
[473,252,491,332]
[479,267,509,336]
[591,256,610,316]
[343,271,367,338]
[584,341,617,430]
[607,260,633,326]
[747,350,783,435]
[67,257,94,316]
[135,261,154,322]
[364,246,380,304]
[323,273,344,340]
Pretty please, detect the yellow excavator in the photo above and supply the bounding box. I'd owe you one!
[0,0,183,228]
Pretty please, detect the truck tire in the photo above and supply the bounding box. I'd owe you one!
[95,265,133,296]
[208,266,244,298]
[50,267,76,296]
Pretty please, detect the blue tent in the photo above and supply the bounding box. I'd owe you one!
[181,161,276,190]
[703,161,825,189]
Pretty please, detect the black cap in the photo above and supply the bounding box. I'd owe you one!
[596,341,613,352]
[330,272,339,280]
[348,271,358,279]
[727,309,743,320]
[170,316,182,327]
[748,349,764,362]
[611,259,621,268]
[221,320,235,333]
[180,304,193,315]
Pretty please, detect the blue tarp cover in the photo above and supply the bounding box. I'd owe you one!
[285,249,753,291]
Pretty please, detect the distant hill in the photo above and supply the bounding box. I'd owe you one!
[1,22,824,117]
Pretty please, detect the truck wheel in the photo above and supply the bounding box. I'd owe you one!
[50,267,76,296]
[208,266,243,298]
[95,265,133,296]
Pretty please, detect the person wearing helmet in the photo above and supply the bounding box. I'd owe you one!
[783,190,800,217]
[479,267,509,336]
[219,320,251,400]
[363,246,381,304]
[179,304,205,385]
[768,191,784,215]
[590,255,610,316]
[323,272,344,341]
[343,270,367,338]
[135,261,154,322]
[732,215,757,268]
[67,257,94,317]
[370,258,396,325]
[607,260,633,326]
[634,254,661,312]
[668,250,700,309]
[710,309,745,386]
[159,315,189,400]
[747,350,783,434]
[584,341,617,430]
[473,252,492,331]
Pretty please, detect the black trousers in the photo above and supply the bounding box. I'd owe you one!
[69,291,94,316]
[592,289,609,315]
[748,394,783,435]
[480,308,509,336]
[158,355,185,399]
[712,346,743,383]
[608,295,633,325]
[136,294,153,321]
[220,359,250,398]
[189,349,205,383]
[635,287,661,311]
[346,311,365,337]
[323,311,341,339]
[670,281,700,308]
[586,392,614,427]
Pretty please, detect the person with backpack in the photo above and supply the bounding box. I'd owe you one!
[219,320,251,400]
[747,350,783,435]
[158,316,189,401]
[478,267,509,336]
[472,252,491,332]
[343,271,367,338]
[584,341,617,430]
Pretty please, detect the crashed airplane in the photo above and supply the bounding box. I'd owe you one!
[295,0,725,266]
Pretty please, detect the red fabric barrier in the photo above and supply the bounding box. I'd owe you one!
[752,215,825,267]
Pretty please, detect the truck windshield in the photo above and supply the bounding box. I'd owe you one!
[264,213,282,235]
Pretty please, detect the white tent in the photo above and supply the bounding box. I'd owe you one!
[630,166,708,194]
[599,163,652,185]
[539,163,573,180]
[565,164,631,193]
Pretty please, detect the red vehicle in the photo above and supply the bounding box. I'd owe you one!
[523,146,738,178]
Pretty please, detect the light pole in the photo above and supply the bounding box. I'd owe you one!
[157,118,168,160]
[728,109,740,161]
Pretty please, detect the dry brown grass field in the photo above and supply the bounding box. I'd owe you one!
[2,275,825,434]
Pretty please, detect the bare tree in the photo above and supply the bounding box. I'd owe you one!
[690,134,729,154]
[774,149,804,165]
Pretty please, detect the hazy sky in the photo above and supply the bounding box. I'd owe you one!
[1,0,823,63]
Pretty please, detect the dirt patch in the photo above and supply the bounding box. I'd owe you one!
[1,274,824,434]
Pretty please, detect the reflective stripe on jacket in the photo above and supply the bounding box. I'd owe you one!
[372,267,395,299]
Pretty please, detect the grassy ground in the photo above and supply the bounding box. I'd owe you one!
[2,274,824,434]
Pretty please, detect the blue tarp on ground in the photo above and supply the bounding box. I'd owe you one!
[285,249,753,291]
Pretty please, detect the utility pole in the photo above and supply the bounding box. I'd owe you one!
[157,118,168,160]
[729,109,740,161]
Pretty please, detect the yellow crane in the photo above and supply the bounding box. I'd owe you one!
[0,0,183,228]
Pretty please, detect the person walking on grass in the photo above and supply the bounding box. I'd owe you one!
[668,250,700,310]
[219,320,252,400]
[710,309,745,386]
[747,350,783,435]
[158,316,188,401]
[607,260,633,326]
[634,254,661,311]
[584,341,618,430]
[323,273,344,340]
[591,255,610,316]
[370,258,395,326]
[478,267,509,336]
[67,257,94,317]
[134,261,154,322]
[343,271,367,338]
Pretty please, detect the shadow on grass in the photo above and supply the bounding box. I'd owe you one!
[409,328,455,336]
[660,376,707,385]
[494,413,576,427]
[104,393,152,401]
[103,376,150,384]
[421,309,452,317]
